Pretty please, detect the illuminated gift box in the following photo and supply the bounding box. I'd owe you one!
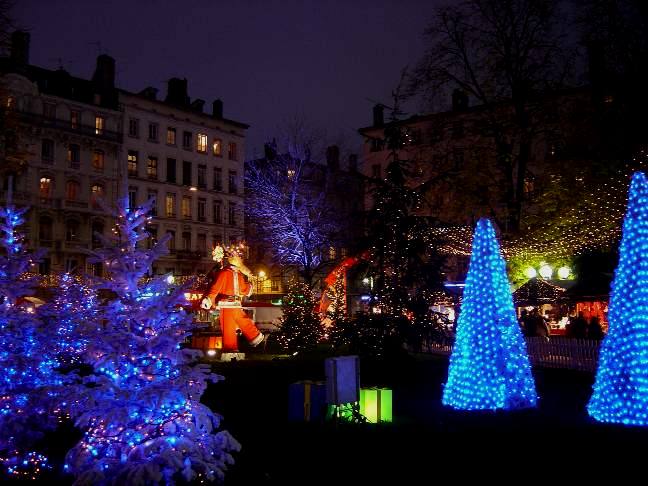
[360,387,393,423]
[191,333,223,351]
[288,381,327,422]
[325,355,360,405]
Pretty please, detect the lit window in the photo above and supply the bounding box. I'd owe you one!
[71,110,80,129]
[95,116,105,135]
[93,150,104,171]
[228,142,237,160]
[6,96,13,109]
[166,193,176,217]
[147,156,158,179]
[197,133,208,153]
[91,184,104,207]
[167,127,176,145]
[128,151,138,177]
[213,139,222,156]
[40,177,52,198]
[182,196,192,219]
[65,180,80,201]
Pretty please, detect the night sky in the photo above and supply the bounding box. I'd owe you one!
[13,0,439,160]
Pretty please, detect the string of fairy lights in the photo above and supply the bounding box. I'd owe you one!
[429,155,648,260]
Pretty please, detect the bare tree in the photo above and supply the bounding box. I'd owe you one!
[245,125,343,286]
[409,0,573,232]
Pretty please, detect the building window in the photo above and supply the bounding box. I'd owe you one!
[213,167,222,191]
[39,216,53,241]
[371,164,381,179]
[182,196,192,219]
[213,200,222,224]
[183,131,192,150]
[91,184,104,207]
[65,180,80,201]
[167,230,176,251]
[148,190,158,216]
[148,123,158,141]
[95,115,105,135]
[453,148,464,169]
[67,144,80,169]
[91,221,104,249]
[167,127,176,145]
[197,164,206,188]
[92,150,104,171]
[41,139,54,162]
[197,233,206,254]
[43,102,56,119]
[128,150,138,177]
[70,110,80,129]
[128,187,138,210]
[182,231,191,251]
[166,158,176,183]
[228,202,236,226]
[128,118,139,138]
[39,177,52,198]
[197,133,208,153]
[228,142,237,160]
[147,156,158,180]
[452,121,464,139]
[65,219,80,241]
[213,138,222,156]
[182,161,192,186]
[165,193,176,217]
[228,170,237,194]
[198,198,206,221]
[146,226,158,249]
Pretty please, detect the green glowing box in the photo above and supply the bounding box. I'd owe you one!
[359,387,392,423]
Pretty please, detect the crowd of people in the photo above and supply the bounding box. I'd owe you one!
[519,309,605,340]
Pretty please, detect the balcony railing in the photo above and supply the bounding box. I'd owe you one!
[17,110,123,143]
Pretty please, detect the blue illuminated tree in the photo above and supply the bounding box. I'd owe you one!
[442,218,537,410]
[588,171,648,425]
[0,203,56,479]
[64,196,239,484]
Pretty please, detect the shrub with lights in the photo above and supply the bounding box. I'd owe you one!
[276,279,323,353]
[0,203,58,479]
[64,196,239,484]
[443,218,537,411]
[588,171,648,425]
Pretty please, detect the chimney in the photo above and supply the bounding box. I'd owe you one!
[92,54,115,90]
[326,145,340,171]
[166,77,189,106]
[10,31,30,66]
[191,99,205,113]
[452,89,468,111]
[212,99,223,118]
[139,86,158,100]
[373,104,384,127]
[348,154,358,172]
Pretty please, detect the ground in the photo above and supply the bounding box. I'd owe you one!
[206,347,648,485]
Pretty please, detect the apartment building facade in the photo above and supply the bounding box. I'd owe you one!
[0,32,122,276]
[120,79,248,276]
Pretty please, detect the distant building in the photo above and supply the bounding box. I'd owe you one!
[0,31,249,277]
[0,31,122,276]
[120,79,248,276]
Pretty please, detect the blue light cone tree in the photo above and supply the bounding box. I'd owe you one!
[64,196,239,484]
[588,171,648,425]
[442,218,537,410]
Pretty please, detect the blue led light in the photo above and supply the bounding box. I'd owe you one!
[442,218,537,411]
[588,171,648,425]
